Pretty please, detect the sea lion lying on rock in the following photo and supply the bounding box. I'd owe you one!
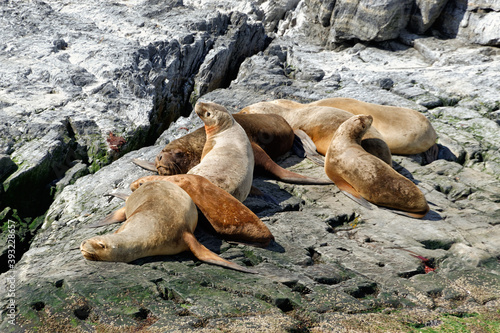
[324,114,430,218]
[80,180,256,273]
[133,112,333,185]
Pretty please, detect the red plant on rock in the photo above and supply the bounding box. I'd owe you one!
[107,132,126,152]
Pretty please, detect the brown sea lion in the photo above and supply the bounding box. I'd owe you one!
[324,114,429,218]
[133,113,333,185]
[239,102,392,165]
[308,98,437,155]
[80,181,255,273]
[129,174,274,247]
[186,102,254,202]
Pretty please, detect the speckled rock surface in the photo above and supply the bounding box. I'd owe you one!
[1,1,500,332]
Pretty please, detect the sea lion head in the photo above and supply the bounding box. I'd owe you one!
[155,148,194,175]
[345,114,373,143]
[195,102,234,133]
[80,235,135,262]
[80,236,121,261]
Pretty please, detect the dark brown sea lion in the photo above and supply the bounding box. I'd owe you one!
[133,113,333,185]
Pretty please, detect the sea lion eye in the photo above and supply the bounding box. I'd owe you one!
[158,155,162,161]
[97,242,106,249]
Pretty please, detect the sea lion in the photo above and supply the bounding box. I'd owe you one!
[133,113,333,185]
[308,98,437,155]
[128,174,274,247]
[80,181,255,273]
[324,114,429,218]
[186,102,254,202]
[239,102,392,165]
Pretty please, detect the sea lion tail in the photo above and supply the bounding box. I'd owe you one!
[132,158,158,172]
[182,232,257,274]
[87,207,127,228]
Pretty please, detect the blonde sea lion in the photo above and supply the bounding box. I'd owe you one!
[128,174,274,247]
[239,102,392,165]
[308,98,437,155]
[186,102,255,202]
[80,181,255,273]
[133,113,333,185]
[324,114,429,218]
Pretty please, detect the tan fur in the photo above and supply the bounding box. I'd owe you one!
[130,174,274,246]
[239,102,392,165]
[325,115,429,218]
[187,102,254,202]
[80,181,255,272]
[80,181,197,262]
[308,98,437,155]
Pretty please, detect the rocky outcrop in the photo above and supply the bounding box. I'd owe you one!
[1,0,500,332]
[0,0,268,242]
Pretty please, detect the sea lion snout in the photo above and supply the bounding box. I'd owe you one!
[356,114,373,128]
[80,238,108,261]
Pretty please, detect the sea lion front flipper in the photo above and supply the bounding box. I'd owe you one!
[132,158,158,172]
[252,142,333,185]
[329,175,373,210]
[182,232,257,274]
[293,129,324,166]
[87,207,127,228]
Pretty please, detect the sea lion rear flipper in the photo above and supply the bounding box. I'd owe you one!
[182,232,257,274]
[132,158,158,172]
[252,142,333,185]
[380,206,429,219]
[171,175,274,247]
[330,175,373,210]
[293,129,325,166]
[104,192,129,201]
[87,207,127,228]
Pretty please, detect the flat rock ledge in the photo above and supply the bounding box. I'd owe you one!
[1,1,500,332]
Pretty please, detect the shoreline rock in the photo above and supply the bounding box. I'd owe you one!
[1,1,500,331]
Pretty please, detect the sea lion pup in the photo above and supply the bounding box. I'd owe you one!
[128,174,274,247]
[239,102,392,165]
[80,181,255,273]
[324,114,429,218]
[184,102,254,202]
[133,113,333,185]
[309,98,437,155]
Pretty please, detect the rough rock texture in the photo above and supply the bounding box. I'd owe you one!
[1,0,500,332]
[0,0,268,220]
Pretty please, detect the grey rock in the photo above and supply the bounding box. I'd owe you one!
[436,0,500,46]
[329,0,414,43]
[1,1,500,332]
[1,0,268,221]
[409,0,449,34]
